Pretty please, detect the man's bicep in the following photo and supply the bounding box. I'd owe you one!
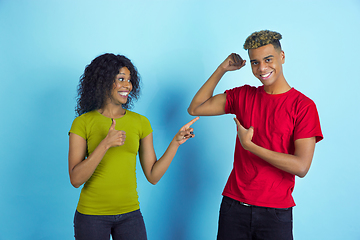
[197,93,227,116]
[294,137,316,176]
[294,137,316,157]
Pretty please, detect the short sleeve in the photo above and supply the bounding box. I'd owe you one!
[294,100,323,143]
[140,115,152,139]
[69,115,86,139]
[225,88,236,114]
[225,85,256,116]
[225,86,247,115]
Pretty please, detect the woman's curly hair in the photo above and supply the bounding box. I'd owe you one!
[243,30,282,50]
[75,53,140,116]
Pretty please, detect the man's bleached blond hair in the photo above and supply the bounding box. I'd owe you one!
[244,30,282,50]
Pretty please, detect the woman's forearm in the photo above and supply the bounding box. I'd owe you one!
[146,139,180,185]
[69,139,109,188]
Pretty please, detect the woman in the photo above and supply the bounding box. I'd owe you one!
[68,53,198,240]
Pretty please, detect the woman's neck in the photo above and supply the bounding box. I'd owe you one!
[98,104,126,119]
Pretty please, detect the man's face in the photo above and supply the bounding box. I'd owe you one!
[248,44,285,89]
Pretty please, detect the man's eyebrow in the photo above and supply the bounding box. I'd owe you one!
[250,55,274,63]
[264,55,274,59]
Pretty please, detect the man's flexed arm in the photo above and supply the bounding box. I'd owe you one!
[188,53,246,116]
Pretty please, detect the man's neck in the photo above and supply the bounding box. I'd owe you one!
[263,77,291,95]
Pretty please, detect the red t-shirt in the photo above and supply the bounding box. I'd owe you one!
[224,85,323,208]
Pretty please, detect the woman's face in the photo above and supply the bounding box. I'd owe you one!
[109,67,132,105]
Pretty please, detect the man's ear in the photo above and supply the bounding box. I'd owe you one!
[281,50,285,64]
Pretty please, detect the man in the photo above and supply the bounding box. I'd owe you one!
[188,30,323,240]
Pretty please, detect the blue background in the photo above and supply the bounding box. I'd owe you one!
[1,0,359,239]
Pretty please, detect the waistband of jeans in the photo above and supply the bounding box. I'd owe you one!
[225,196,291,210]
[239,201,291,210]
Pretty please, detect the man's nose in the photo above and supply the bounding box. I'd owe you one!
[258,62,267,71]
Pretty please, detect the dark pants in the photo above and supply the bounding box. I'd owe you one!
[217,196,293,240]
[74,209,147,240]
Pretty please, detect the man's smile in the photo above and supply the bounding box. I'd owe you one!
[260,71,273,79]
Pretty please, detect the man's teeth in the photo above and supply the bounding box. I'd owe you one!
[119,92,128,96]
[261,72,272,78]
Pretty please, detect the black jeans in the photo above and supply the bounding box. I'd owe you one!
[74,209,147,240]
[217,196,293,240]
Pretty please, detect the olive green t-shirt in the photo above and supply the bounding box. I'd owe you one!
[69,110,152,215]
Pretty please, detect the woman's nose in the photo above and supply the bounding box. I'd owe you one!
[123,80,131,89]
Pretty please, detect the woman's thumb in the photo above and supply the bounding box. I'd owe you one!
[109,118,116,130]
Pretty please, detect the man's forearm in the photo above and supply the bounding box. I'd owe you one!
[234,118,316,178]
[188,53,245,116]
[248,143,306,177]
[245,137,316,178]
[188,67,226,115]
